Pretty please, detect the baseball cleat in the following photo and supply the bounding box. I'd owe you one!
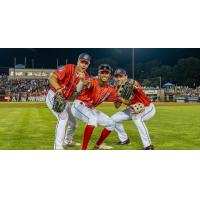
[93,143,113,150]
[54,146,64,150]
[116,138,131,145]
[63,141,81,148]
[144,145,154,150]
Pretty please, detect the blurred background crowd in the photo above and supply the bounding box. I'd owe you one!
[1,74,200,102]
[0,74,48,102]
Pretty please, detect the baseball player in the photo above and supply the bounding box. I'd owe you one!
[46,53,90,150]
[111,68,156,150]
[71,64,118,150]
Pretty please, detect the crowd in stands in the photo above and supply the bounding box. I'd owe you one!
[1,74,200,101]
[175,86,200,97]
[9,79,49,93]
[0,74,9,94]
[0,75,49,102]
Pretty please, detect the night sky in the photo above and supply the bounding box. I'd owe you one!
[0,48,200,75]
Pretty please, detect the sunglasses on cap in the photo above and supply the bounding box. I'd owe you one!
[101,66,111,70]
[99,70,111,74]
[98,64,112,71]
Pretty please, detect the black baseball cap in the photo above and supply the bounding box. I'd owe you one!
[98,64,112,72]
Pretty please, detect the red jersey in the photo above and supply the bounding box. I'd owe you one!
[51,64,89,99]
[130,80,151,106]
[77,78,117,108]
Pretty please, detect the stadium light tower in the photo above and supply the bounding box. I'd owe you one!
[14,57,16,79]
[160,76,162,89]
[32,59,34,68]
[56,58,59,67]
[24,57,27,68]
[132,48,135,79]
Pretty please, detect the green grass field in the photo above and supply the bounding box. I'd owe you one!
[0,102,200,150]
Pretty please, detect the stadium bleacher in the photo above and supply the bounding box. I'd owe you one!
[0,73,200,102]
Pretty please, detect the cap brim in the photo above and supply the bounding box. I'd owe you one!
[114,73,126,76]
[79,58,90,64]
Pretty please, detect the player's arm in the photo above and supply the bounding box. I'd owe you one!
[76,72,86,92]
[48,73,62,92]
[83,78,93,89]
[76,79,92,92]
[107,88,122,108]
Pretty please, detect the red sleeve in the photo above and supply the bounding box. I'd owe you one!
[53,65,69,81]
[107,87,118,102]
[80,78,95,94]
[89,78,96,89]
[133,80,143,93]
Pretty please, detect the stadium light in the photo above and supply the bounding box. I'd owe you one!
[160,76,162,89]
[132,48,135,79]
[56,58,59,68]
[32,59,34,69]
[24,57,27,68]
[14,57,16,79]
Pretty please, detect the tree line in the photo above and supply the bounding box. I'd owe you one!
[135,57,200,87]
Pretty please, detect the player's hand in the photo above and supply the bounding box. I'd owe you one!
[83,78,91,88]
[114,101,122,109]
[56,87,63,94]
[77,72,85,80]
[118,97,125,103]
[118,97,131,105]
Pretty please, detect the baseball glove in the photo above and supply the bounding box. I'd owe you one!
[118,80,134,100]
[52,92,66,113]
[130,103,145,114]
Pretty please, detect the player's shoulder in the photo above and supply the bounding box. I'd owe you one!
[57,65,65,71]
[87,77,96,87]
[135,80,141,86]
[91,77,98,83]
[63,64,76,71]
[108,84,116,91]
[55,65,66,75]
[56,64,75,71]
[54,64,75,79]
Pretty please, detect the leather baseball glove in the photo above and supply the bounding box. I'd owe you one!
[52,92,66,113]
[130,103,145,114]
[118,80,134,100]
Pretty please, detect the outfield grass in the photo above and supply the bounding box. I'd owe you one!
[0,102,200,150]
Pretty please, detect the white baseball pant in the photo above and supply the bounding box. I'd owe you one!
[111,103,156,148]
[46,89,78,149]
[71,100,115,131]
